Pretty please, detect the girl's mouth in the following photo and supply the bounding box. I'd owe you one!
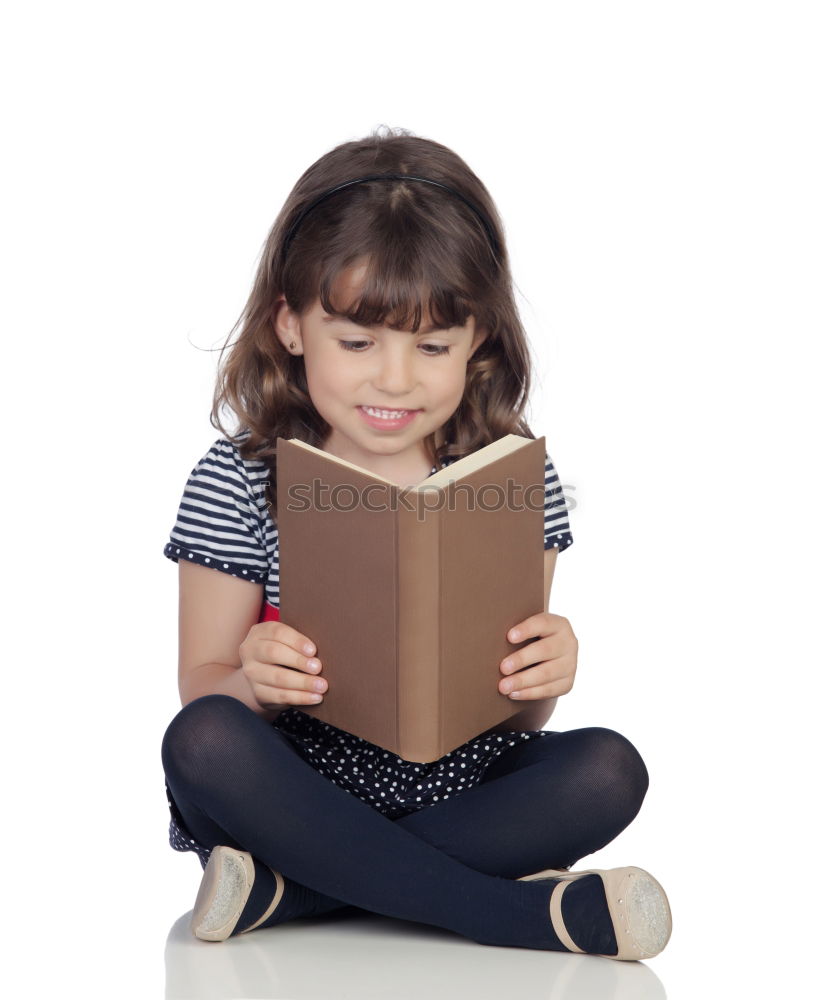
[357,406,420,430]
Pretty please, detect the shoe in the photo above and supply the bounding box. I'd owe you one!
[191,845,285,942]
[517,865,672,961]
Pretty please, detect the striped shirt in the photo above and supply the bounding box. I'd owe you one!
[163,430,574,608]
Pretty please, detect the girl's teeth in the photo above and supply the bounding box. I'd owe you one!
[363,407,409,418]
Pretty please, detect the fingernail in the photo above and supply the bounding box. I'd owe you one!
[307,659,320,671]
[509,629,520,641]
[305,642,316,655]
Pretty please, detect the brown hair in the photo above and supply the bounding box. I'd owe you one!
[210,125,537,519]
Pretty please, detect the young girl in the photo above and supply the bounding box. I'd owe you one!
[160,127,672,961]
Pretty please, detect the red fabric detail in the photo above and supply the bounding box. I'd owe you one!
[259,601,280,623]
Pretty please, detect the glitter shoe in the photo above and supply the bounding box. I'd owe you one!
[191,845,284,942]
[517,865,672,961]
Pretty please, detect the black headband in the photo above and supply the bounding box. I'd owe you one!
[280,173,501,263]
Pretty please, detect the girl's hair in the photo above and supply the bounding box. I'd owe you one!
[211,125,537,520]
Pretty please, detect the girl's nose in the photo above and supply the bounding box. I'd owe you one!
[372,349,416,395]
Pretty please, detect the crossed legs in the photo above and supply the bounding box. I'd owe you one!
[162,694,649,950]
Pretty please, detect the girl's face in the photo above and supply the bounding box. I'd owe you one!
[274,264,487,486]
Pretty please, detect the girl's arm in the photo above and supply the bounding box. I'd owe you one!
[482,545,560,734]
[177,559,283,723]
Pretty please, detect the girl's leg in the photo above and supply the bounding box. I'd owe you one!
[397,725,650,877]
[169,722,648,880]
[162,695,587,951]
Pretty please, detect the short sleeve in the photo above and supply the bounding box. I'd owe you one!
[544,452,574,552]
[163,437,270,584]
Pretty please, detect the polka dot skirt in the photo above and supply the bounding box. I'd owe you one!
[165,709,549,871]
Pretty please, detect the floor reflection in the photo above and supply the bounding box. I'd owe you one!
[165,907,666,999]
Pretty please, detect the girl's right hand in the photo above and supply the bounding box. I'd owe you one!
[239,621,327,710]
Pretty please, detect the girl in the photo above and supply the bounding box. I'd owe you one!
[160,127,672,961]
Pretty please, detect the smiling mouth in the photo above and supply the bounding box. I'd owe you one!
[359,405,419,415]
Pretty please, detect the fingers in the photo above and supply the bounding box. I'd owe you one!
[258,634,322,676]
[248,658,327,708]
[252,679,325,709]
[256,621,318,659]
[499,660,575,698]
[243,623,327,708]
[504,680,572,700]
[500,636,556,674]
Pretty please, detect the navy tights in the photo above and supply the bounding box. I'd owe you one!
[161,694,649,951]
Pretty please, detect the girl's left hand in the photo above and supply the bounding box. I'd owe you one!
[498,612,578,700]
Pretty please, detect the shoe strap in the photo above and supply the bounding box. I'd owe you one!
[242,868,285,933]
[550,878,586,954]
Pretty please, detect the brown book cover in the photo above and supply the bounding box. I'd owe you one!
[275,433,549,762]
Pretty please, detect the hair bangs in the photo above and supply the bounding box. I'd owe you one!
[316,247,475,334]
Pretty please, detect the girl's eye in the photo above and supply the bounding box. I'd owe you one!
[338,341,451,356]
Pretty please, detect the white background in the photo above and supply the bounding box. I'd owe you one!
[2,1,812,995]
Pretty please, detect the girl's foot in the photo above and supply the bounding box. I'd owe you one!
[191,846,343,941]
[518,865,672,960]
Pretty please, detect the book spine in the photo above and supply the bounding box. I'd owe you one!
[397,493,441,762]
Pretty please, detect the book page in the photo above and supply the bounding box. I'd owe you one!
[286,434,535,489]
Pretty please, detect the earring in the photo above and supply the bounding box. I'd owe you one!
[290,341,296,350]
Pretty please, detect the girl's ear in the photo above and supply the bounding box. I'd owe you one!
[272,295,300,349]
[468,325,488,359]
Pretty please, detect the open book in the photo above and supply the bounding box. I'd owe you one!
[275,433,550,761]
